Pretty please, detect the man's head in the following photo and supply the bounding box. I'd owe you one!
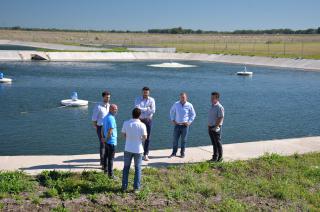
[211,92,220,104]
[102,90,111,103]
[132,108,141,119]
[142,87,150,99]
[179,92,188,104]
[109,104,118,115]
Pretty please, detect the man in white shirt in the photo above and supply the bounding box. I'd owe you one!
[169,92,196,158]
[121,108,147,192]
[134,86,156,161]
[92,90,111,167]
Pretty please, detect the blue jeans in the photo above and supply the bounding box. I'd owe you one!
[122,151,142,190]
[172,125,189,155]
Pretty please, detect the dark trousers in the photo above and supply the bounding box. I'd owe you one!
[104,144,116,177]
[141,118,152,156]
[208,126,223,160]
[96,126,105,165]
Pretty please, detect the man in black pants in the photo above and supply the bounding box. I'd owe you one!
[134,87,156,161]
[208,92,225,162]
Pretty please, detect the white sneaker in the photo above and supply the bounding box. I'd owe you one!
[143,155,149,161]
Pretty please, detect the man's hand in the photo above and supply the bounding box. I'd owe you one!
[172,120,177,125]
[100,138,106,144]
[184,122,191,126]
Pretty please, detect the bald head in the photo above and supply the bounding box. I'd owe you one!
[109,104,118,115]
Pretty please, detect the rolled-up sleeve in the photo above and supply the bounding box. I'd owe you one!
[188,104,196,123]
[146,98,156,116]
[170,104,176,121]
[218,106,224,118]
[92,104,99,121]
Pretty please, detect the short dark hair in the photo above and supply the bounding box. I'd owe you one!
[211,92,220,99]
[102,90,111,97]
[132,108,141,119]
[142,86,150,91]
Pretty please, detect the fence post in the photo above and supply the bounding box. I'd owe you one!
[283,42,286,55]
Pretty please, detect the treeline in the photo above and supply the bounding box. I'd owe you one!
[148,27,320,34]
[1,26,320,35]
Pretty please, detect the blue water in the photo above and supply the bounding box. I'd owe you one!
[0,61,319,155]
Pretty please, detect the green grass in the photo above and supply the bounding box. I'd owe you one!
[0,153,319,211]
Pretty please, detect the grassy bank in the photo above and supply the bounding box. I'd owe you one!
[1,29,320,59]
[0,153,319,211]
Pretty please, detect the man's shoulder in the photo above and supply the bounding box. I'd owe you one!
[186,101,194,107]
[149,96,155,102]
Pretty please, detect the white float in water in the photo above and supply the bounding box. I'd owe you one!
[236,66,253,76]
[61,92,88,107]
[0,72,12,83]
[148,62,196,68]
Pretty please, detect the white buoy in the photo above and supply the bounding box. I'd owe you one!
[237,66,253,76]
[61,92,88,107]
[0,72,12,83]
[148,62,196,68]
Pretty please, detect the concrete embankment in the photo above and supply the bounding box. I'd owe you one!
[1,50,320,71]
[0,136,319,175]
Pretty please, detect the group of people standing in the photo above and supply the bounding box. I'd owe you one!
[91,87,224,192]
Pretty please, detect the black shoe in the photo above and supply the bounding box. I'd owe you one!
[217,157,223,162]
[180,154,185,158]
[168,153,176,158]
[208,158,217,162]
[109,175,117,180]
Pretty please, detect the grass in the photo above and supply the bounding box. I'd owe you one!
[1,29,320,59]
[0,153,319,211]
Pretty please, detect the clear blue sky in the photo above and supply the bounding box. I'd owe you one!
[0,0,319,31]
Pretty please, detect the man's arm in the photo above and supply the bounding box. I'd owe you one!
[146,98,156,116]
[107,128,113,140]
[170,104,177,125]
[215,106,224,127]
[185,104,196,126]
[92,104,99,128]
[134,97,148,112]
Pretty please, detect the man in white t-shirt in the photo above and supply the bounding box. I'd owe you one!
[121,108,147,192]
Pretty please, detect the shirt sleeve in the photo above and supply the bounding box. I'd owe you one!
[146,98,156,116]
[91,104,99,121]
[134,97,147,112]
[188,104,196,123]
[107,117,116,129]
[217,106,225,118]
[169,103,176,121]
[121,122,126,134]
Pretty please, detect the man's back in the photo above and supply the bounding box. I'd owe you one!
[122,119,147,154]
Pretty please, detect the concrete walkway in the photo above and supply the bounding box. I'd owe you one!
[0,136,319,175]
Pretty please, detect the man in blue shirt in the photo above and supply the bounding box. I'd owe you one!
[101,104,118,178]
[169,92,196,158]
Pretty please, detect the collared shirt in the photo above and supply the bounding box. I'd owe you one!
[103,113,117,145]
[170,101,196,124]
[121,119,147,154]
[134,96,156,119]
[92,102,110,126]
[208,102,225,127]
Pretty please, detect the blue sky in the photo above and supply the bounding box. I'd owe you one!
[0,0,319,31]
